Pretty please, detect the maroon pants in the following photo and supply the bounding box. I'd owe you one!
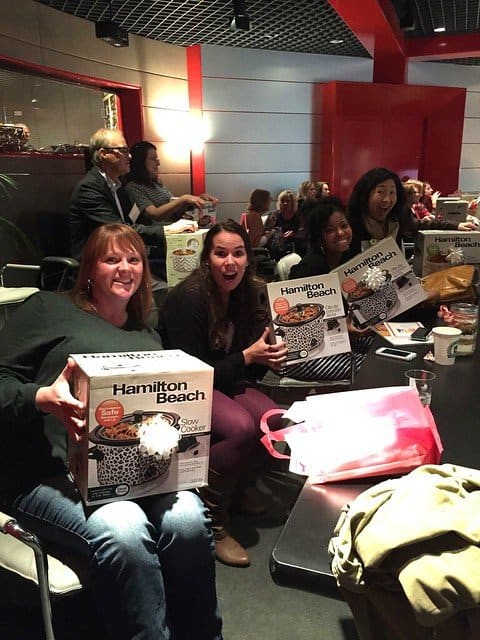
[209,387,279,475]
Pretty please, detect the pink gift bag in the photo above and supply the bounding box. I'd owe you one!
[260,387,443,483]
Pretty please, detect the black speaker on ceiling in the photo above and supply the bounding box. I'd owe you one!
[391,0,416,31]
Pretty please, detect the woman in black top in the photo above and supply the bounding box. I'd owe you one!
[0,223,222,640]
[347,167,475,256]
[159,220,287,567]
[286,198,373,381]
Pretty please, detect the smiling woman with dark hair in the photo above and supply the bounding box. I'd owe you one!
[348,167,474,256]
[159,219,287,568]
[125,140,217,225]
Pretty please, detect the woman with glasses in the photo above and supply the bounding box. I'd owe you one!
[126,140,217,226]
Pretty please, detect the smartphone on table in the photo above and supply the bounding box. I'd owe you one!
[375,347,417,361]
[410,327,431,342]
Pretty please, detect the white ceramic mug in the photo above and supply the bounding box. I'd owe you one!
[432,326,462,365]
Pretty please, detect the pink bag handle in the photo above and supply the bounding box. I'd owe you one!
[259,408,291,460]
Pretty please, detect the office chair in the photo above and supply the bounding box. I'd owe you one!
[0,256,79,291]
[274,252,301,281]
[0,511,88,640]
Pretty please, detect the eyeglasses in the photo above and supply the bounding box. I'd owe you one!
[102,146,130,155]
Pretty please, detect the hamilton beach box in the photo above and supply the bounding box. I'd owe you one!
[413,230,480,277]
[68,350,213,506]
[165,228,208,287]
[264,272,351,365]
[333,237,427,329]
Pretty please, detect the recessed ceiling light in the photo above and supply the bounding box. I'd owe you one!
[434,26,446,33]
[330,39,344,44]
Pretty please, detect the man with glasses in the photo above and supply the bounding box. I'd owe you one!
[69,128,166,264]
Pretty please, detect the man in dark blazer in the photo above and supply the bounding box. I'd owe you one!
[69,128,165,261]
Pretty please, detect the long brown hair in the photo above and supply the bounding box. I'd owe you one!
[70,223,153,327]
[179,219,262,351]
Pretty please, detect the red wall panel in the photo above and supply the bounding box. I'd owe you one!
[318,81,466,202]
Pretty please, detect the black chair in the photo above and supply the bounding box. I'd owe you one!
[0,256,79,291]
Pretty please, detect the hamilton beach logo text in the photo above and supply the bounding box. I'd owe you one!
[433,236,480,248]
[279,282,337,299]
[112,380,205,404]
[342,250,397,276]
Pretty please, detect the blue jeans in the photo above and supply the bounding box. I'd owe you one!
[11,474,223,640]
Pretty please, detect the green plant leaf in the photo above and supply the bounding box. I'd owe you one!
[0,173,17,200]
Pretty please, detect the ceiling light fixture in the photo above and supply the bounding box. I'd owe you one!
[229,0,250,32]
[434,26,446,33]
[95,0,129,47]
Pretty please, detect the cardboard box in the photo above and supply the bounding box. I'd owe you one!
[435,199,468,224]
[264,272,351,365]
[413,230,480,277]
[165,229,208,287]
[333,237,427,329]
[69,350,213,506]
[182,203,217,229]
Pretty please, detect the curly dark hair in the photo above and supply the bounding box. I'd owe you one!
[347,167,405,223]
[178,219,263,351]
[127,141,157,185]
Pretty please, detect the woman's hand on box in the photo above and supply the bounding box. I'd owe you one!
[35,358,86,443]
[243,327,288,370]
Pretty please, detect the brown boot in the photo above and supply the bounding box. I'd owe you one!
[199,469,250,567]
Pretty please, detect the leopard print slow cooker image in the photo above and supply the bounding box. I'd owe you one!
[89,411,180,487]
[273,303,325,360]
[347,278,398,328]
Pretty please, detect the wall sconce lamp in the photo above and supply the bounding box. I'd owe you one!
[229,0,250,32]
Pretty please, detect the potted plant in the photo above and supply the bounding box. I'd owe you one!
[0,173,39,265]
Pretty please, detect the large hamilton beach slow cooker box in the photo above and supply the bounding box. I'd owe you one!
[68,350,213,506]
[413,230,480,277]
[264,272,351,365]
[333,237,427,329]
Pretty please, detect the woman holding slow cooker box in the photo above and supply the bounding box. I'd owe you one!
[284,197,373,381]
[348,167,475,257]
[159,219,287,568]
[0,223,222,640]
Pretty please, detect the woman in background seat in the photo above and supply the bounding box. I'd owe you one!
[265,190,301,260]
[126,140,216,225]
[240,188,272,248]
[0,223,222,640]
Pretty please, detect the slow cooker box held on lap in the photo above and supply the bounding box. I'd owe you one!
[413,230,480,277]
[333,237,427,329]
[263,272,351,365]
[68,350,213,506]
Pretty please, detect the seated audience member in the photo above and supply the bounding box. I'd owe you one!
[0,223,223,640]
[159,220,286,568]
[297,180,316,208]
[264,190,300,260]
[420,180,441,213]
[285,198,373,381]
[69,129,165,260]
[240,188,272,248]
[126,140,218,225]
[403,180,433,220]
[315,180,331,200]
[347,167,476,256]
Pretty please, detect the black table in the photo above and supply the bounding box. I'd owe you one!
[270,337,480,586]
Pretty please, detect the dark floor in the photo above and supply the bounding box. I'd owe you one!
[0,468,358,640]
